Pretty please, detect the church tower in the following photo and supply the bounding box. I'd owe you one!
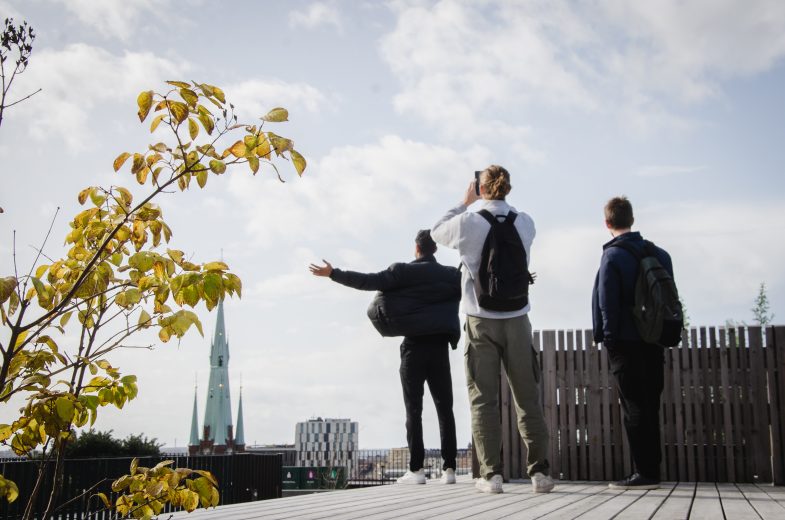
[188,300,246,455]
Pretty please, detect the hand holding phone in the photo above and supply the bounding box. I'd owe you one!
[474,171,481,196]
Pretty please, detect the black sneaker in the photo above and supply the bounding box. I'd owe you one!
[608,473,660,490]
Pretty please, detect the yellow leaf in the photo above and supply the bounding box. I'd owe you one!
[138,309,151,328]
[203,261,229,272]
[137,90,154,122]
[290,150,307,176]
[0,276,18,305]
[188,118,199,140]
[248,156,259,174]
[166,80,191,88]
[77,187,92,205]
[227,140,246,158]
[159,327,171,342]
[95,492,110,508]
[255,137,271,159]
[168,101,189,124]
[211,85,225,103]
[136,166,150,185]
[180,88,198,107]
[55,397,74,422]
[60,311,73,327]
[149,113,166,133]
[113,152,131,172]
[116,187,133,206]
[261,107,289,122]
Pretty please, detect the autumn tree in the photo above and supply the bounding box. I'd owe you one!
[0,80,306,519]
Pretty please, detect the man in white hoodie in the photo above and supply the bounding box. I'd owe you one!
[431,165,554,494]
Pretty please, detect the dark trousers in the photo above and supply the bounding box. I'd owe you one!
[399,339,457,471]
[607,342,665,480]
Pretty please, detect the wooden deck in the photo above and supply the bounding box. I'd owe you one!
[170,478,785,519]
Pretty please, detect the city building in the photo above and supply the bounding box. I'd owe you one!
[188,300,245,455]
[295,417,358,468]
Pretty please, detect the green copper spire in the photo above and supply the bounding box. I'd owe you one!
[202,299,233,447]
[188,386,199,447]
[235,387,245,447]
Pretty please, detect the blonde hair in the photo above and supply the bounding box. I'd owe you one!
[481,165,511,200]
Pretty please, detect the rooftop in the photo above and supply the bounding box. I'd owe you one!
[170,478,785,519]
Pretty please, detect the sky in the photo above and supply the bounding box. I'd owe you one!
[1,0,784,451]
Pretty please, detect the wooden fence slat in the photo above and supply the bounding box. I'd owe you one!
[566,331,578,480]
[719,328,736,483]
[699,327,716,482]
[662,344,675,481]
[682,330,697,482]
[600,343,614,480]
[672,341,686,480]
[766,327,785,485]
[728,327,744,482]
[542,330,558,479]
[576,331,589,480]
[691,328,707,482]
[586,333,602,481]
[557,330,569,478]
[748,326,772,482]
[737,328,755,482]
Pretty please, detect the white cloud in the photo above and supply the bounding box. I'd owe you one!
[223,79,327,120]
[634,165,706,178]
[51,0,171,42]
[225,135,490,247]
[381,0,785,139]
[11,43,187,152]
[289,2,343,32]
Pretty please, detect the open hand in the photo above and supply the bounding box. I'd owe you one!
[309,260,333,277]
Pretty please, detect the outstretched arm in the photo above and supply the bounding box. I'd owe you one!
[309,260,401,291]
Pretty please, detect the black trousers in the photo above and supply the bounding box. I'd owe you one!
[399,339,457,471]
[607,342,665,480]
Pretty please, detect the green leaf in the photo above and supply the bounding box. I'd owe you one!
[209,159,226,174]
[248,156,259,174]
[55,397,74,422]
[290,150,307,176]
[203,261,229,272]
[138,309,151,328]
[196,169,208,188]
[89,188,106,207]
[60,311,73,327]
[261,107,289,122]
[198,113,214,135]
[137,90,154,122]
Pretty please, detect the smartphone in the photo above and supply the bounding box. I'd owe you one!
[474,171,481,196]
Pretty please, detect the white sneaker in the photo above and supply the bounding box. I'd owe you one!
[397,469,426,484]
[475,474,503,494]
[531,472,555,493]
[440,468,456,484]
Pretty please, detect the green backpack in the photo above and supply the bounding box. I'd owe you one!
[611,241,684,347]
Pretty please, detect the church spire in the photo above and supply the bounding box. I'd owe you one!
[202,299,234,452]
[188,385,199,448]
[235,387,245,447]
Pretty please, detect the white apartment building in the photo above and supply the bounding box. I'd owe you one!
[295,417,358,468]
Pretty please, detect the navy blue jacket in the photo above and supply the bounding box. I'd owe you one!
[330,255,461,348]
[592,232,674,347]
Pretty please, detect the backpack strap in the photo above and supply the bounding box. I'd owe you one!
[477,209,517,225]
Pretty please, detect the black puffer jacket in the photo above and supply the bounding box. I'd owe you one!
[329,255,461,348]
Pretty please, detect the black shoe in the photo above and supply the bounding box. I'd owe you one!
[608,473,660,490]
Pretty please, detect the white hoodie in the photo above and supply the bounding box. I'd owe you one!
[431,199,536,319]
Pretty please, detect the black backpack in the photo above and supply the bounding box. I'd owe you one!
[611,240,684,347]
[475,210,534,312]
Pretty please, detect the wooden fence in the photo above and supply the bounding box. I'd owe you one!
[485,325,785,484]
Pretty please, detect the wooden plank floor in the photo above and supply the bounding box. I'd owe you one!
[170,479,785,520]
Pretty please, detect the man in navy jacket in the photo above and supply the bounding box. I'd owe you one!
[592,196,674,490]
[309,230,460,485]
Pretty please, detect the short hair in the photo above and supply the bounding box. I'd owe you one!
[604,196,634,229]
[415,229,437,256]
[481,165,512,200]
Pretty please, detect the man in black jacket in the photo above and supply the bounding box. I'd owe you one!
[309,230,460,485]
[592,196,675,490]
